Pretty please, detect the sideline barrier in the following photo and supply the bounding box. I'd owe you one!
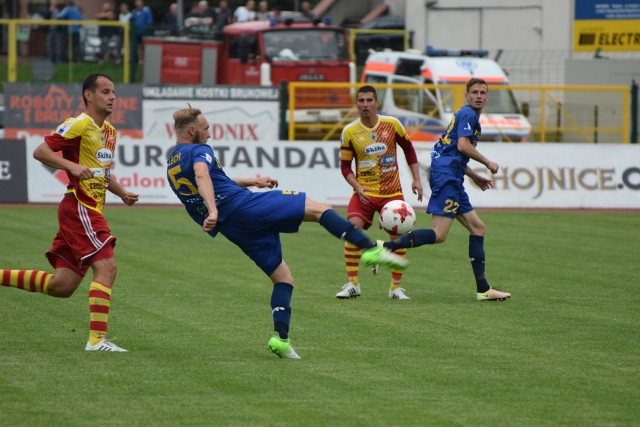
[13,139,640,209]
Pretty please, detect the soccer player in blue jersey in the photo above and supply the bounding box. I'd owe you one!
[382,78,511,301]
[167,106,409,359]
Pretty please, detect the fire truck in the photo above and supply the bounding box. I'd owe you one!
[144,19,355,123]
[361,47,531,142]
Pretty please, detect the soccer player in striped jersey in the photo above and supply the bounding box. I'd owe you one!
[166,106,409,359]
[383,78,511,301]
[336,85,423,300]
[1,74,139,351]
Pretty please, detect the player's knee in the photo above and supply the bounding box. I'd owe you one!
[92,259,118,284]
[433,228,449,243]
[306,198,333,221]
[47,280,78,298]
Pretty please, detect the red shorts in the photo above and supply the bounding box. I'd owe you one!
[46,194,116,276]
[347,194,404,230]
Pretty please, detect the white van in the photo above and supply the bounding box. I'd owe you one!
[361,48,531,142]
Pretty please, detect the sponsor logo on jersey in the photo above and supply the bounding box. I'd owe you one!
[380,155,395,165]
[364,142,387,156]
[57,123,69,135]
[96,147,113,165]
[381,166,397,173]
[358,160,377,168]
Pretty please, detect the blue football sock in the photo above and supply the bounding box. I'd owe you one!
[271,283,293,339]
[384,229,436,251]
[469,235,490,293]
[319,209,374,249]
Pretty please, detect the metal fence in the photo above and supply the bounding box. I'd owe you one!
[0,18,131,84]
[287,82,632,143]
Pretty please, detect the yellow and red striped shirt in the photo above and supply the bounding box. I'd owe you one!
[45,112,117,212]
[340,114,417,198]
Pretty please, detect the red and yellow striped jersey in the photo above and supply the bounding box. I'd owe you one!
[340,114,414,198]
[45,112,117,213]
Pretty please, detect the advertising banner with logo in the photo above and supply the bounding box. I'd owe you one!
[3,83,143,139]
[23,139,640,209]
[0,139,28,203]
[142,85,280,143]
[574,0,640,52]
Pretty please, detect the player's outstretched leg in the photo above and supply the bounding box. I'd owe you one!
[309,202,408,271]
[1,270,52,294]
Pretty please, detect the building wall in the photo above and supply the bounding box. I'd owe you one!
[405,0,572,52]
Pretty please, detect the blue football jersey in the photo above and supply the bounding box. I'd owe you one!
[430,105,481,178]
[167,143,251,233]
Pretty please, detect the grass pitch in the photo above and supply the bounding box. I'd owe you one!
[0,205,638,426]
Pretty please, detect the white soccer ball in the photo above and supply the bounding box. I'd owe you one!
[379,200,416,235]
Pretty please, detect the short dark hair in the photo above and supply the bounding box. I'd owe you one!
[357,85,377,100]
[82,73,114,106]
[466,78,488,92]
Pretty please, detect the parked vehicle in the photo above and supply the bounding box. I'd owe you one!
[361,47,531,142]
[144,19,355,123]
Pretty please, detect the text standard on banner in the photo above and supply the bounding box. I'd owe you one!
[22,139,640,209]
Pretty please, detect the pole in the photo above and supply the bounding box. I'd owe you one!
[177,0,184,34]
[556,101,561,142]
[631,80,638,144]
[593,105,598,144]
[279,80,288,140]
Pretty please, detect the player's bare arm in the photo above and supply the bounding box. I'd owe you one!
[33,142,94,180]
[107,180,140,206]
[466,166,494,191]
[194,162,218,232]
[409,163,423,202]
[233,176,278,188]
[344,171,371,204]
[457,137,499,173]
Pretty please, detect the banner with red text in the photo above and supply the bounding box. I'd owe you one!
[3,83,143,139]
[141,85,279,142]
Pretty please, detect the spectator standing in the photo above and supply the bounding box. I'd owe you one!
[45,0,63,63]
[233,0,256,23]
[56,0,83,62]
[96,2,118,64]
[130,0,153,63]
[116,2,131,64]
[255,0,270,21]
[214,0,232,34]
[300,1,314,20]
[118,1,131,23]
[184,1,214,36]
[162,2,179,35]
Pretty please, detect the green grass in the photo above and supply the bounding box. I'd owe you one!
[0,59,140,91]
[1,205,639,426]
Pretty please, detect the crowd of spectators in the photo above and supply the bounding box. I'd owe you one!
[43,0,317,65]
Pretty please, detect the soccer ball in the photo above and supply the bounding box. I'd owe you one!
[379,200,416,235]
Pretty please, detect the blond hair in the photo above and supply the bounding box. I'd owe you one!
[173,105,202,133]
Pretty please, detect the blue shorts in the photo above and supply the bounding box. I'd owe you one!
[426,171,473,218]
[217,190,306,276]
